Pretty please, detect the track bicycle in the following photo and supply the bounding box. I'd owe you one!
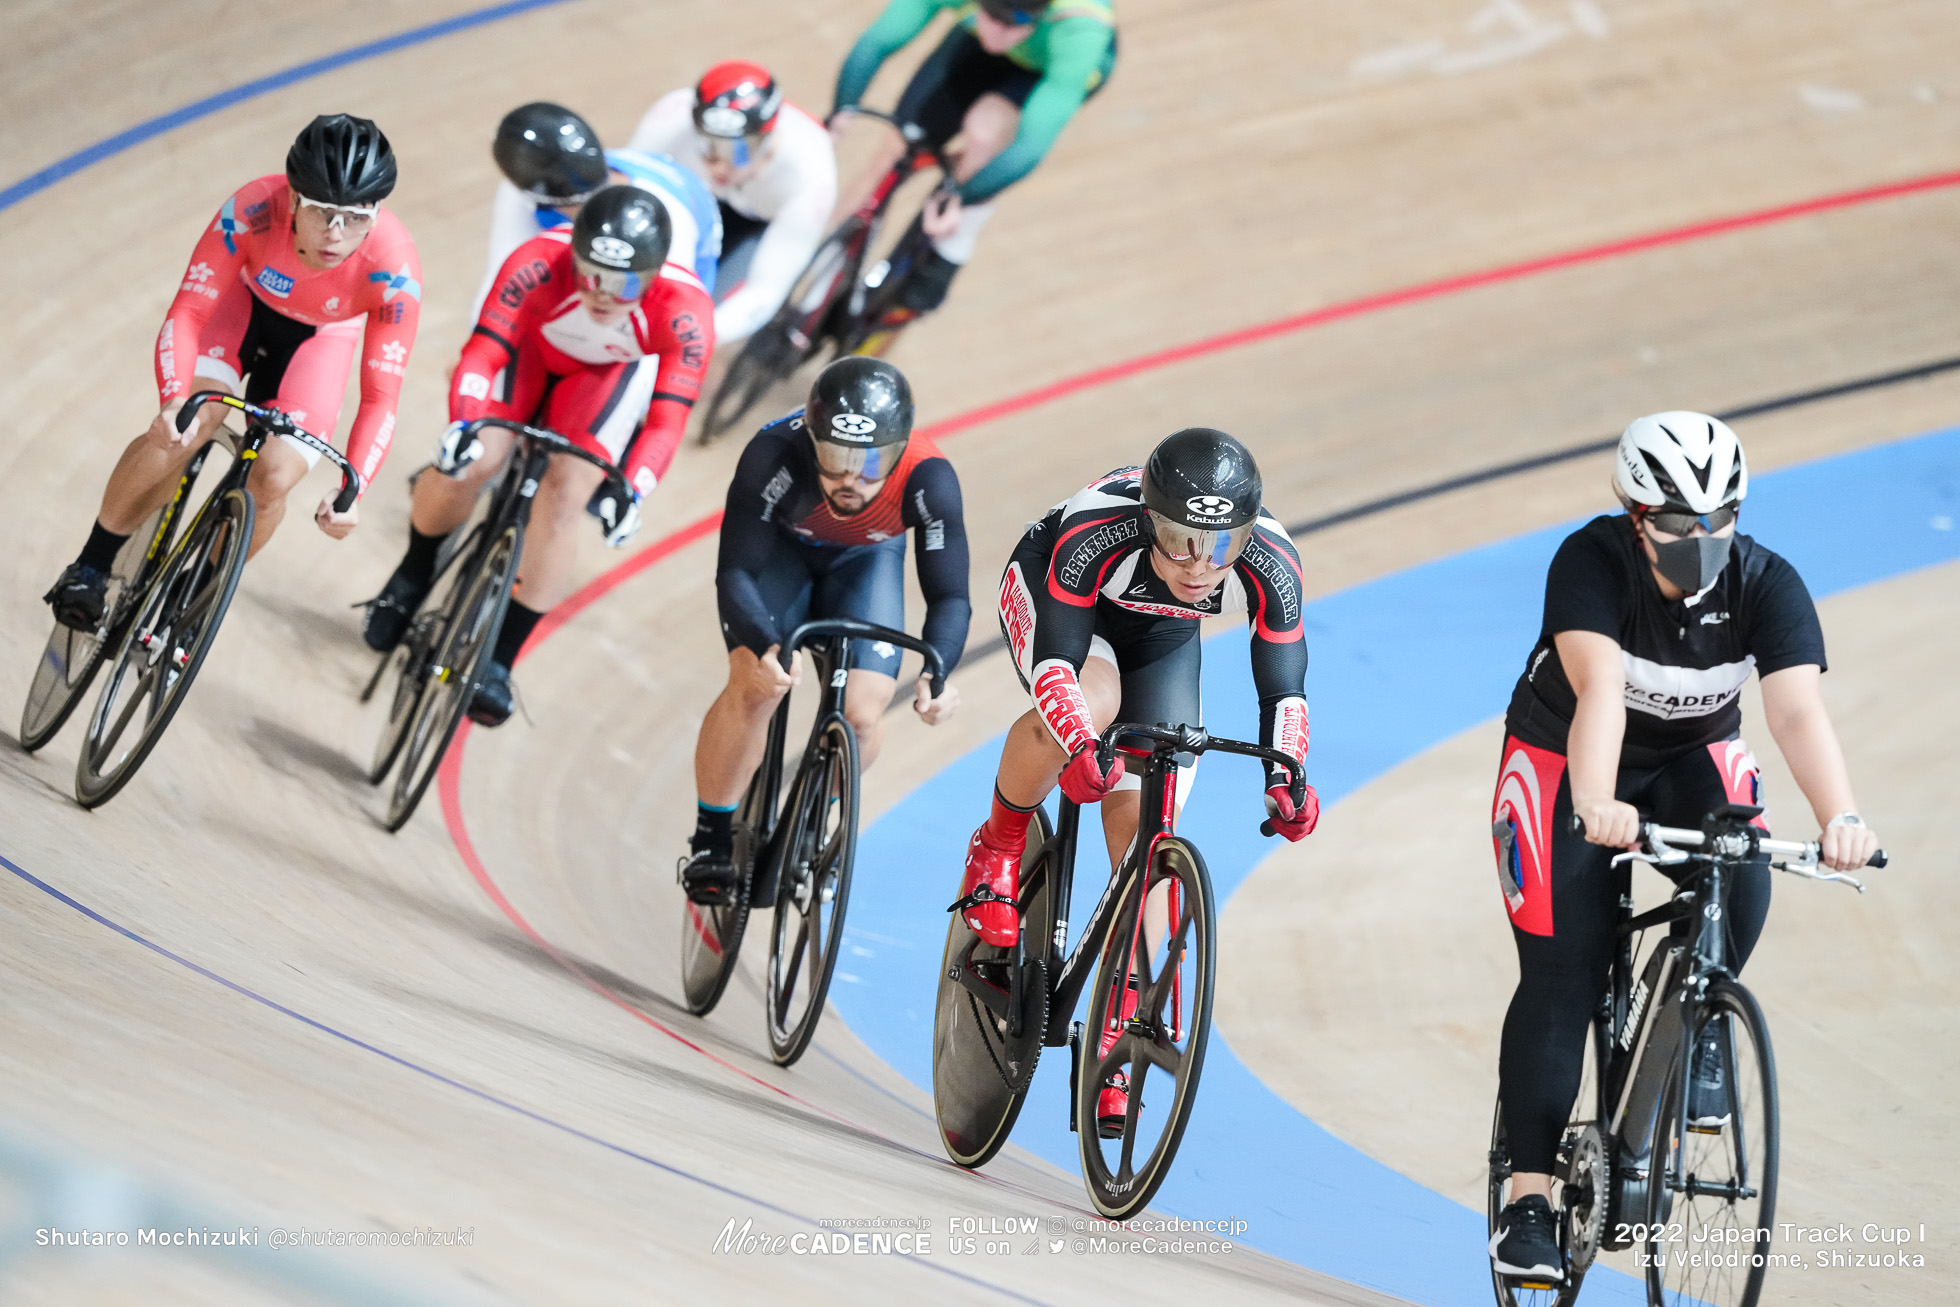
[361,417,629,832]
[22,391,359,808]
[932,721,1307,1219]
[1487,803,1886,1307]
[678,618,946,1067]
[698,108,945,442]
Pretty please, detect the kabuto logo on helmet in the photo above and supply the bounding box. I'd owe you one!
[1186,495,1234,519]
[831,413,878,440]
[587,236,636,268]
[698,107,750,138]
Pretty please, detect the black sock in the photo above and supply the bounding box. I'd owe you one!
[692,803,736,856]
[77,521,130,573]
[400,525,448,586]
[491,599,544,669]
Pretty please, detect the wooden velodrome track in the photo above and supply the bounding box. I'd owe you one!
[3,0,1957,1303]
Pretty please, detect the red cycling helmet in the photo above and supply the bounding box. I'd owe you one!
[693,61,783,141]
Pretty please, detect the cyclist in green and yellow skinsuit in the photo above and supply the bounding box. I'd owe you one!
[829,0,1117,338]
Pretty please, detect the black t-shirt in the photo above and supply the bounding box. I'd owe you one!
[1505,514,1826,766]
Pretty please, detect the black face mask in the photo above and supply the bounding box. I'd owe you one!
[1651,534,1731,597]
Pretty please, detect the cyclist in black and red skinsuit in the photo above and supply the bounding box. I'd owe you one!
[681,357,970,903]
[960,427,1319,1133]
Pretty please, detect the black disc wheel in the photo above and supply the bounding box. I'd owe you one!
[698,219,867,443]
[1077,834,1216,1219]
[22,502,177,752]
[1488,1028,1606,1307]
[679,701,786,1016]
[763,716,860,1066]
[1645,980,1778,1307]
[932,805,1054,1170]
[382,525,517,832]
[74,486,252,808]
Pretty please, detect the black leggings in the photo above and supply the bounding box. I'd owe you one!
[1494,738,1772,1173]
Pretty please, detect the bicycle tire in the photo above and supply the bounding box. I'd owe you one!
[764,715,859,1065]
[1487,1050,1606,1306]
[74,486,252,808]
[383,523,518,832]
[932,805,1054,1169]
[1644,979,1778,1307]
[367,520,488,783]
[22,507,168,752]
[1076,834,1215,1219]
[679,700,786,1016]
[698,219,869,444]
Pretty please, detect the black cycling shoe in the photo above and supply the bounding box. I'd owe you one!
[1688,1028,1731,1132]
[44,562,110,631]
[361,567,431,653]
[680,848,740,906]
[1490,1194,1563,1282]
[467,660,515,727]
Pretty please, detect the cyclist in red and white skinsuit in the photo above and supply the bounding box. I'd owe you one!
[44,115,419,631]
[360,185,715,726]
[629,61,837,344]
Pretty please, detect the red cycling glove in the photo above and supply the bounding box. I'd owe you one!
[1060,746,1126,805]
[1264,781,1321,842]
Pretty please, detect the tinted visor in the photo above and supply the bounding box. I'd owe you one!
[811,436,905,482]
[1645,504,1738,537]
[699,134,758,168]
[573,254,647,301]
[1148,510,1254,568]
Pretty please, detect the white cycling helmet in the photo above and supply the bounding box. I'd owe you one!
[1613,411,1748,514]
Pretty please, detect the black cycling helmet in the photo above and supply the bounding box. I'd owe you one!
[571,184,671,284]
[804,356,913,480]
[1142,428,1263,567]
[493,102,608,204]
[978,0,1051,22]
[286,114,396,206]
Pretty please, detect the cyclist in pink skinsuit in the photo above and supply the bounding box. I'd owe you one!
[44,115,420,631]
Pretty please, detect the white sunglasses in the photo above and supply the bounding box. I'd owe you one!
[295,194,379,232]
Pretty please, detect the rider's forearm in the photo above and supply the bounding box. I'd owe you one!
[957,59,1092,202]
[832,0,936,110]
[919,595,971,679]
[1565,686,1625,803]
[1761,668,1859,824]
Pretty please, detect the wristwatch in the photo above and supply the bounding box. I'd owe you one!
[1826,812,1865,829]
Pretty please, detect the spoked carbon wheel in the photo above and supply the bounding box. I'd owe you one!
[1077,835,1215,1219]
[383,525,517,832]
[21,502,175,752]
[932,806,1054,1169]
[75,487,252,808]
[699,325,804,444]
[679,702,785,1016]
[764,716,859,1066]
[366,522,486,784]
[1488,1031,1605,1306]
[1645,980,1777,1307]
[699,221,865,442]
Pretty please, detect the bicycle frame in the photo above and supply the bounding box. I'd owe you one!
[943,722,1303,1050]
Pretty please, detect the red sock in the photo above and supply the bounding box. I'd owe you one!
[981,787,1035,850]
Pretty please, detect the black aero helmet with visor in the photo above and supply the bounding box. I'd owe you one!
[493,102,608,205]
[805,356,913,482]
[570,185,671,301]
[286,114,396,209]
[1142,427,1263,569]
